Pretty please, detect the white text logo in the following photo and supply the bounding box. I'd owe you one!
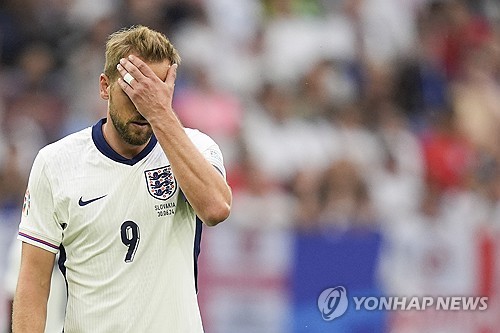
[318,286,489,321]
[353,296,488,311]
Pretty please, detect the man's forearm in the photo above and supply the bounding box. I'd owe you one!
[13,243,54,333]
[12,283,49,332]
[152,115,231,226]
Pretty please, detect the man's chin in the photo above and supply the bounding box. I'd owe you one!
[123,127,153,146]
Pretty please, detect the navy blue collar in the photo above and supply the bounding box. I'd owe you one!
[92,118,157,165]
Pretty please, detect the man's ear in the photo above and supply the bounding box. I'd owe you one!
[99,73,111,100]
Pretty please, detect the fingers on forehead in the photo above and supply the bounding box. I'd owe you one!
[120,59,141,77]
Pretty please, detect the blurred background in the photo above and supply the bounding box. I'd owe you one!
[1,0,500,332]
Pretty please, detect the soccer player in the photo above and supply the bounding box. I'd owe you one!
[12,25,232,332]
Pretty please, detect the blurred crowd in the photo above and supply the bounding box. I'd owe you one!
[1,0,500,330]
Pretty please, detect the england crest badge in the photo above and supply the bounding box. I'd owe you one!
[144,166,178,200]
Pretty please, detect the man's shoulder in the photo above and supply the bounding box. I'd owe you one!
[39,127,93,161]
[183,128,216,148]
[183,127,203,138]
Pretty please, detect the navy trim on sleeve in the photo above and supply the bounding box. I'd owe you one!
[193,217,203,293]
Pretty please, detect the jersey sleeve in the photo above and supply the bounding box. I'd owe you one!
[193,130,226,179]
[18,151,63,253]
[204,144,226,179]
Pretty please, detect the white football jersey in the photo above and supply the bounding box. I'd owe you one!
[18,119,226,333]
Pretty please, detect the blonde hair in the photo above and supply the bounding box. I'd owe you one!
[104,25,181,81]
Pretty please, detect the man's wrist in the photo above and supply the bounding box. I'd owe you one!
[149,109,183,133]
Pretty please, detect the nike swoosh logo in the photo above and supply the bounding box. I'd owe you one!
[78,195,107,206]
